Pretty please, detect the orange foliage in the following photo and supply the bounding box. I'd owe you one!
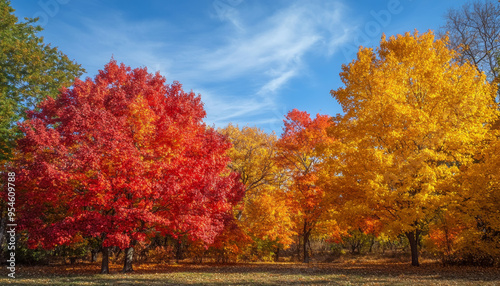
[276,109,336,262]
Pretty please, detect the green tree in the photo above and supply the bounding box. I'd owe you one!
[0,0,83,264]
[0,0,84,161]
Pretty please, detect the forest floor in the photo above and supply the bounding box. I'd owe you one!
[0,257,499,285]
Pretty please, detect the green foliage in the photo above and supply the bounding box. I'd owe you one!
[240,237,278,262]
[15,238,53,265]
[341,230,375,255]
[328,243,344,260]
[0,0,84,160]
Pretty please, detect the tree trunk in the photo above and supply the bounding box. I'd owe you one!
[274,245,280,262]
[90,249,98,262]
[296,234,301,262]
[122,247,134,273]
[175,238,183,263]
[369,236,375,253]
[406,230,420,266]
[303,222,310,263]
[101,247,110,274]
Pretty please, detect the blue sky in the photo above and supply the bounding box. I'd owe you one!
[11,0,470,133]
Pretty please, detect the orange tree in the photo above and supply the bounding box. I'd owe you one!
[276,109,336,263]
[330,31,498,266]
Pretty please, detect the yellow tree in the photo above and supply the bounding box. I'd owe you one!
[434,129,500,264]
[221,124,277,191]
[219,125,295,257]
[330,30,498,266]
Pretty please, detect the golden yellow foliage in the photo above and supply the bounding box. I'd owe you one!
[219,124,295,248]
[127,95,157,145]
[436,128,500,264]
[330,30,498,266]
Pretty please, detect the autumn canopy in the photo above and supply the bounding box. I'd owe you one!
[15,61,244,272]
[8,29,500,271]
[330,31,498,266]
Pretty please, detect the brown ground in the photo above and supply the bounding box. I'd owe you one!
[0,258,498,285]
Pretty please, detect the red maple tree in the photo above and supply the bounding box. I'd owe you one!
[15,60,244,273]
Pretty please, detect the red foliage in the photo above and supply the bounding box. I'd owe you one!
[15,60,244,250]
[276,109,333,262]
[276,109,333,221]
[279,109,332,151]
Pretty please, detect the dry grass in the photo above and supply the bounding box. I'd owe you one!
[0,258,498,285]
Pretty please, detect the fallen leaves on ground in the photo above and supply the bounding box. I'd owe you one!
[0,260,498,285]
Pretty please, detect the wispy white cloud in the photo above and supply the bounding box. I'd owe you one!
[185,1,354,130]
[258,69,297,95]
[193,1,354,94]
[209,0,245,31]
[53,0,354,131]
[198,88,276,128]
